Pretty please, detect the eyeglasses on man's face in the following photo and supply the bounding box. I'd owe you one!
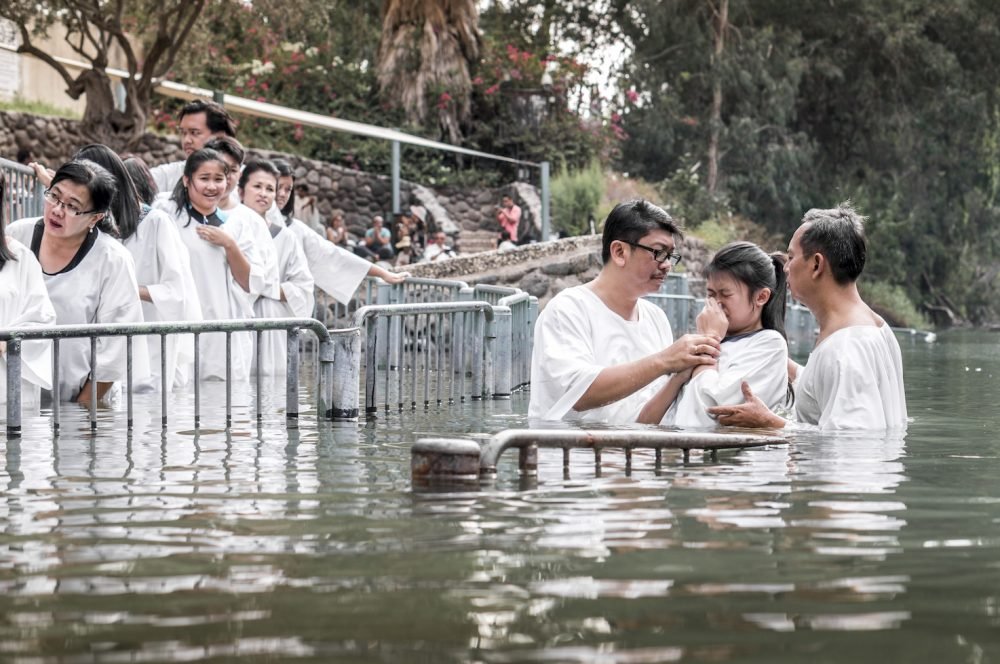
[43,189,96,218]
[625,241,682,266]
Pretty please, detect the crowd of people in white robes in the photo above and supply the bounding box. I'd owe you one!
[0,100,409,407]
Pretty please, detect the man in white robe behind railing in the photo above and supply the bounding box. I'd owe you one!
[708,202,907,431]
[528,200,722,424]
[150,100,238,195]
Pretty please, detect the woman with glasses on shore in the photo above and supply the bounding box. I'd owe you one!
[74,145,201,391]
[7,160,146,406]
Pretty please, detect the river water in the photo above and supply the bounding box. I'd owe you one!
[1,329,998,662]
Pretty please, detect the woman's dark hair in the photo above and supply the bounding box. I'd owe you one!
[238,159,279,191]
[203,136,246,168]
[121,155,158,206]
[272,159,295,218]
[0,171,15,268]
[74,144,141,240]
[50,160,120,237]
[170,148,229,226]
[706,241,788,339]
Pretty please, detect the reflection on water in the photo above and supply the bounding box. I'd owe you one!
[1,330,1000,661]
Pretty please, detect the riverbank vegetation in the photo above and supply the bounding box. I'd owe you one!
[6,0,996,325]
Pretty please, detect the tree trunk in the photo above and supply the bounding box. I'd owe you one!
[70,70,146,151]
[377,0,480,144]
[706,0,727,195]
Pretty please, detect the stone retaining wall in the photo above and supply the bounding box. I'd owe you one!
[0,110,540,241]
[407,234,712,308]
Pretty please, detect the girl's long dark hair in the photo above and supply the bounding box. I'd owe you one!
[0,171,15,269]
[121,155,158,206]
[74,144,141,240]
[272,159,295,219]
[50,160,120,237]
[170,148,229,227]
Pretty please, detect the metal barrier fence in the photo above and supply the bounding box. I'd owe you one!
[1,318,361,436]
[411,429,787,483]
[352,301,500,415]
[0,157,44,222]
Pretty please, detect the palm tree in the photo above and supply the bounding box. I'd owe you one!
[377,0,480,144]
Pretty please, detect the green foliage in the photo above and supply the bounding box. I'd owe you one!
[0,96,79,119]
[551,162,604,236]
[157,0,620,189]
[615,0,1000,324]
[860,280,931,330]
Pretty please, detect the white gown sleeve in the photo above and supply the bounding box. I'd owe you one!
[279,235,315,318]
[142,210,196,322]
[295,221,370,304]
[670,331,788,427]
[797,341,892,430]
[6,242,56,390]
[529,298,602,421]
[92,248,148,384]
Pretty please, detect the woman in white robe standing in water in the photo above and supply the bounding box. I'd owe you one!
[7,160,147,405]
[638,241,790,427]
[268,160,409,311]
[239,159,313,376]
[0,170,56,410]
[74,145,200,391]
[153,148,276,382]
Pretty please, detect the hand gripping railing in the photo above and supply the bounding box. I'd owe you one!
[2,318,361,436]
[352,301,497,415]
[411,429,787,483]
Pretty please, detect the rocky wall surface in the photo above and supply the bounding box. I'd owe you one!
[0,110,540,241]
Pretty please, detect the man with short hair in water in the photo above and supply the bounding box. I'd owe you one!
[529,199,721,423]
[708,202,907,430]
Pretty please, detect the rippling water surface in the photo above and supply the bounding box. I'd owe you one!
[2,329,1000,662]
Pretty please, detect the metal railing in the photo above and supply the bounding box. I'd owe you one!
[411,429,787,483]
[0,157,44,222]
[352,301,499,415]
[1,318,361,435]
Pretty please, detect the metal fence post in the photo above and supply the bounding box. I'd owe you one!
[328,329,361,421]
[493,306,512,399]
[391,139,401,215]
[5,339,21,437]
[540,160,550,242]
[286,327,300,420]
[376,282,392,370]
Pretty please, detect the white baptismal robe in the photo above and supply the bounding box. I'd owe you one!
[794,323,907,430]
[252,223,315,376]
[0,238,56,406]
[153,200,277,381]
[150,160,185,194]
[666,328,789,428]
[529,285,673,423]
[123,206,202,389]
[8,219,149,401]
[283,217,371,305]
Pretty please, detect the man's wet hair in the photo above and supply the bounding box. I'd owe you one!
[799,201,867,284]
[601,199,682,264]
[179,100,237,137]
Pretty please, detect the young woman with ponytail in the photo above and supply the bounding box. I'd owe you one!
[638,241,791,427]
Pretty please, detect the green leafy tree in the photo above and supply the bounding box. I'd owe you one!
[1,0,206,148]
